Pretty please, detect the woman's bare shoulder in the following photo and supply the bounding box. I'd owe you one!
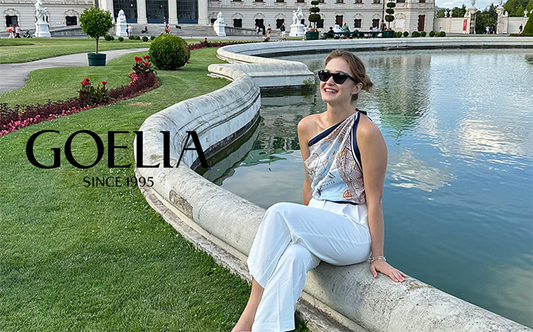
[297,114,321,139]
[358,113,383,140]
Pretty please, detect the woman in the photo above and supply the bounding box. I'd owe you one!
[231,49,406,332]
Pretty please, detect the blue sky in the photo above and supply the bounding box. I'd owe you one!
[435,0,499,10]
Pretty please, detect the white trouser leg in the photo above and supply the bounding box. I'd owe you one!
[247,200,371,332]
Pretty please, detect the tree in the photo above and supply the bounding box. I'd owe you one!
[504,0,530,17]
[452,4,467,17]
[523,8,533,35]
[308,0,321,30]
[437,9,446,18]
[80,6,114,54]
[385,1,396,29]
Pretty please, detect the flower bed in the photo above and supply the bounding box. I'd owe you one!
[0,57,160,137]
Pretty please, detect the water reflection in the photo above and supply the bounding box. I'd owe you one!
[198,49,533,327]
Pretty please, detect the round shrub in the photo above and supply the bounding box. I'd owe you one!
[134,35,141,40]
[150,35,156,40]
[118,36,124,42]
[142,36,149,42]
[104,34,114,41]
[129,35,136,40]
[403,31,409,37]
[439,31,446,37]
[421,31,426,37]
[395,31,403,38]
[429,30,436,37]
[411,31,420,37]
[149,35,190,70]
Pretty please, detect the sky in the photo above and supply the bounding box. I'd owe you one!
[435,0,501,10]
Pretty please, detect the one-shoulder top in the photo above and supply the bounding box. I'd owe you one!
[304,110,366,205]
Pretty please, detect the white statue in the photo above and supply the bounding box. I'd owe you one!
[34,0,48,23]
[215,12,225,25]
[115,9,128,37]
[117,9,127,24]
[213,12,226,36]
[470,0,475,7]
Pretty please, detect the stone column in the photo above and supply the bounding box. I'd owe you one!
[137,0,147,24]
[169,0,178,24]
[466,7,477,34]
[105,0,115,23]
[198,0,208,25]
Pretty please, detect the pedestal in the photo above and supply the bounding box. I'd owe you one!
[289,24,304,37]
[116,22,128,37]
[34,21,51,38]
[466,8,477,34]
[213,23,226,36]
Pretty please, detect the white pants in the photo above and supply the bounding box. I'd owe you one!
[247,198,372,332]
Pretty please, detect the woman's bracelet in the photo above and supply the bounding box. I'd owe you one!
[369,256,386,264]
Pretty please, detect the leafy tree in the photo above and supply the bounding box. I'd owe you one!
[504,0,530,17]
[437,9,446,18]
[475,4,498,34]
[452,4,467,17]
[523,8,533,35]
[385,1,396,29]
[308,0,321,30]
[80,6,114,54]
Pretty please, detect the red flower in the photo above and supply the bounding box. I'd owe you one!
[143,55,150,59]
[144,61,149,66]
[102,81,107,85]
[135,56,142,62]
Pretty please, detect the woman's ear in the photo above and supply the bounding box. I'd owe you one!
[352,82,363,95]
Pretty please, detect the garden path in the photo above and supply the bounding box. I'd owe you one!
[0,48,149,94]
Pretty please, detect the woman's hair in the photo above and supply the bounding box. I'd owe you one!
[325,49,373,102]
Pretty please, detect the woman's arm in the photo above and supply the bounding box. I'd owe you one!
[358,117,407,283]
[298,117,314,206]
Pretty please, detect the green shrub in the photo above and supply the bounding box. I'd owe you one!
[118,36,124,42]
[79,6,114,54]
[411,31,420,37]
[421,31,426,37]
[395,31,403,38]
[429,30,436,37]
[142,36,149,42]
[104,34,114,41]
[523,14,533,36]
[150,35,156,40]
[149,35,190,70]
[439,31,446,37]
[129,35,136,40]
[403,31,409,37]
[134,35,141,40]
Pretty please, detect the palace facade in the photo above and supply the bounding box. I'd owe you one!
[2,0,435,33]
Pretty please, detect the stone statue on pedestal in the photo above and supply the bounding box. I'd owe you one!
[34,0,51,37]
[290,6,305,37]
[115,9,128,37]
[213,12,226,36]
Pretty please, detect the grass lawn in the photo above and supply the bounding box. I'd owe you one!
[0,38,208,64]
[0,46,311,331]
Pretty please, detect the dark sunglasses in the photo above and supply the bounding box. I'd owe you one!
[318,70,358,84]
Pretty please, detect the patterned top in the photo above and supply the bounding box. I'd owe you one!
[304,111,366,205]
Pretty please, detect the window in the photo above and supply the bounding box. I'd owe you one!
[355,0,363,3]
[372,19,380,28]
[113,0,138,22]
[301,19,305,25]
[255,19,264,28]
[146,0,168,23]
[234,19,242,27]
[318,0,325,3]
[66,16,77,26]
[211,18,217,24]
[336,15,343,25]
[336,0,344,3]
[276,19,284,28]
[233,0,242,2]
[5,15,18,27]
[255,0,263,2]
[419,0,425,2]
[354,19,361,28]
[396,0,405,2]
[276,0,284,2]
[372,0,380,3]
[317,19,324,28]
[297,0,305,2]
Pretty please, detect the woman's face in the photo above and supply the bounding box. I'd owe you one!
[320,57,361,106]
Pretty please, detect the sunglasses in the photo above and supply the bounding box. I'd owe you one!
[318,70,358,84]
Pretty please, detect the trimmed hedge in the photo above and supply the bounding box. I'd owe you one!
[429,31,436,37]
[118,36,124,42]
[403,31,409,37]
[150,35,156,40]
[104,34,114,41]
[142,36,149,42]
[395,31,403,38]
[149,35,190,70]
[439,31,446,37]
[421,31,427,37]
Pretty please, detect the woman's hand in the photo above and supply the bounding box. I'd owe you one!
[370,260,407,283]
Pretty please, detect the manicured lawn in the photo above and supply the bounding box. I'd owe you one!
[0,46,310,331]
[0,38,207,63]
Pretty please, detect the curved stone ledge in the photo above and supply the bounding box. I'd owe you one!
[136,40,532,331]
